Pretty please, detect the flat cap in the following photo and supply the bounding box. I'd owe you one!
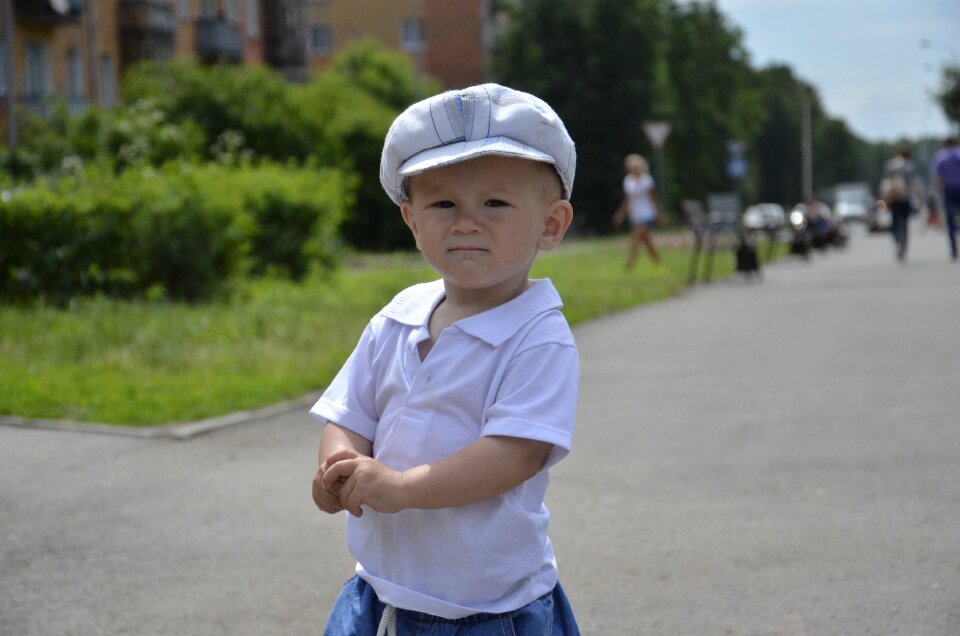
[380,83,576,205]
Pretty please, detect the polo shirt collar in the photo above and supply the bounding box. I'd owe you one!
[381,279,563,347]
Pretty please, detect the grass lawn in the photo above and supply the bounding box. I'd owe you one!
[0,234,742,426]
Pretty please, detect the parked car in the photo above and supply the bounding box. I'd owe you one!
[742,203,786,231]
[832,182,873,223]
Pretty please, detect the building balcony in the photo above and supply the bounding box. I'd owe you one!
[118,0,175,67]
[14,0,83,25]
[196,18,244,64]
[118,0,176,36]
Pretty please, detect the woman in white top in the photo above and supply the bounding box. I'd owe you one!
[612,153,662,269]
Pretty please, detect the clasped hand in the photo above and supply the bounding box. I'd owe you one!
[312,448,406,517]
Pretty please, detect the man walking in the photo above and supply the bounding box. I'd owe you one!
[931,136,960,262]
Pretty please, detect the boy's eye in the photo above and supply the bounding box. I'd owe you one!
[485,199,508,208]
[430,200,455,209]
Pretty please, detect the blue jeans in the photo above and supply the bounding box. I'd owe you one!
[943,187,959,259]
[323,576,580,635]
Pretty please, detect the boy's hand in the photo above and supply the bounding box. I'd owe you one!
[312,463,345,514]
[322,449,406,517]
[313,447,361,514]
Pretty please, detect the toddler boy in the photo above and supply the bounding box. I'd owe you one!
[311,83,580,635]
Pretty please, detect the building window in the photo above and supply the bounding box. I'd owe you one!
[199,0,217,18]
[310,24,332,55]
[67,46,84,99]
[225,0,239,21]
[245,0,259,36]
[99,55,115,107]
[401,18,424,52]
[24,41,53,97]
[177,0,192,20]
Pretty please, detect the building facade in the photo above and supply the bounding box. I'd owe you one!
[1,0,276,136]
[1,0,503,144]
[306,0,504,90]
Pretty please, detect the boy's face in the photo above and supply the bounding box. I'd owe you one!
[400,155,573,303]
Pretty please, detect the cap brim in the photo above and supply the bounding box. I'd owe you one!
[397,136,556,178]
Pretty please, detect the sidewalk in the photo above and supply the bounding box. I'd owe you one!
[1,221,958,635]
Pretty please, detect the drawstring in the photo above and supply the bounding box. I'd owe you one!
[376,604,397,636]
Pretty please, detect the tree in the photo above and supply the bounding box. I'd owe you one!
[122,60,338,164]
[494,0,663,232]
[330,38,440,111]
[936,64,960,128]
[662,0,762,205]
[320,40,442,250]
[751,65,802,205]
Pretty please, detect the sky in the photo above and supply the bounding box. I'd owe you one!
[706,0,960,142]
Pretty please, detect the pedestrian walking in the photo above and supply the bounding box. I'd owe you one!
[310,84,581,635]
[613,153,663,269]
[880,146,919,262]
[930,136,960,261]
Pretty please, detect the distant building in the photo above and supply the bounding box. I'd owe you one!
[1,0,504,144]
[306,0,506,89]
[0,0,278,131]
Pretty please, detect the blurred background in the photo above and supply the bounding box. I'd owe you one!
[1,0,958,305]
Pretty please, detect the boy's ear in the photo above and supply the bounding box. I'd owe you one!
[538,200,573,251]
[400,202,422,251]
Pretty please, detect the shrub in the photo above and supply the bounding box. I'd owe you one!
[226,161,355,280]
[298,74,410,251]
[0,162,354,304]
[319,40,441,251]
[122,60,340,165]
[2,98,205,180]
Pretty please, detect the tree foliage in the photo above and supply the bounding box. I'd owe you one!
[320,41,441,250]
[936,64,960,128]
[3,42,438,252]
[662,0,762,204]
[494,0,663,232]
[494,0,897,222]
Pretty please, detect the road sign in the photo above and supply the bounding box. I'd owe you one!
[642,121,672,150]
[727,156,747,180]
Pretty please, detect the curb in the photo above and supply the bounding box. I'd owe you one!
[0,392,322,441]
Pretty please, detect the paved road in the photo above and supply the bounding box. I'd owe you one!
[2,222,959,635]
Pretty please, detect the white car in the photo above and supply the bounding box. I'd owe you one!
[832,183,872,222]
[742,203,786,230]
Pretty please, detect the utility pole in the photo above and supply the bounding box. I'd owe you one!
[2,0,16,149]
[800,85,813,201]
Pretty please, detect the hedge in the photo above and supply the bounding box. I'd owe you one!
[0,161,355,304]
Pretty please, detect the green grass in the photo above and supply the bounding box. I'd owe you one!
[0,235,739,426]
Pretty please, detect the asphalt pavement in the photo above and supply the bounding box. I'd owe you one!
[2,220,959,635]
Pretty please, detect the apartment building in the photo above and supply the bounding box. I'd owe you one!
[306,0,505,89]
[1,0,505,144]
[4,1,120,115]
[0,0,288,136]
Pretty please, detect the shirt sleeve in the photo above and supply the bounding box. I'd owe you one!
[309,322,380,442]
[481,339,580,470]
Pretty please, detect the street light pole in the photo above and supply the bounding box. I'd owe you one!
[2,0,16,149]
[800,85,813,201]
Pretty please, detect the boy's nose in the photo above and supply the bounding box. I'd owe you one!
[450,207,483,233]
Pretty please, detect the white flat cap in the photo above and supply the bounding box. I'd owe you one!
[380,83,576,205]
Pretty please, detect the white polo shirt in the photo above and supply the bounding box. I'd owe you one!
[310,278,579,619]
